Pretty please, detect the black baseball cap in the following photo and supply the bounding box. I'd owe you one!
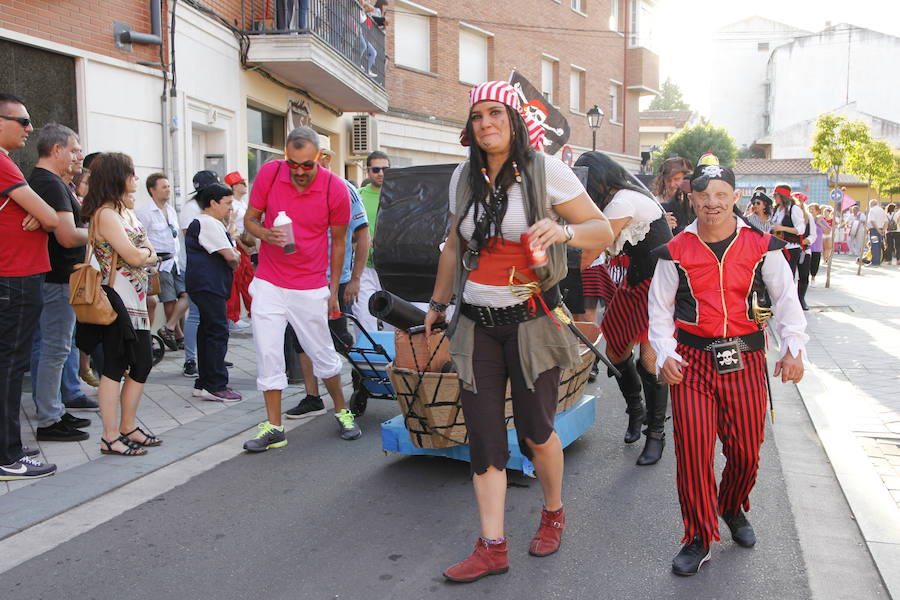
[191,170,220,196]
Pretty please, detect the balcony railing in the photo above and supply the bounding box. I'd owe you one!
[242,0,386,89]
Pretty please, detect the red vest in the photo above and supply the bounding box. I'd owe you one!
[665,227,772,338]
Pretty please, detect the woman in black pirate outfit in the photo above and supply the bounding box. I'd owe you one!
[574,151,673,466]
[424,81,612,583]
[655,156,694,234]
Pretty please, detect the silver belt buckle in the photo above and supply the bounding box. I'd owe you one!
[710,339,744,374]
[482,307,495,327]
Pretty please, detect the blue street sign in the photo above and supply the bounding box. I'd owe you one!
[830,188,842,202]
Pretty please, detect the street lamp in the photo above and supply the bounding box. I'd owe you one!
[586,104,604,151]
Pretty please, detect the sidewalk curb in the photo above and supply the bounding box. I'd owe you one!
[795,361,900,598]
[0,397,280,541]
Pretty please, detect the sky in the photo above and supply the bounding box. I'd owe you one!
[646,0,900,116]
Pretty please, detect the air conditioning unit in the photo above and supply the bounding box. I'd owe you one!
[351,114,378,156]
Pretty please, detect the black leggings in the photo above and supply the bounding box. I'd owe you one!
[797,253,811,303]
[810,252,822,278]
[885,232,900,262]
[103,329,152,383]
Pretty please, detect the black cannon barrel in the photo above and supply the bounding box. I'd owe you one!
[368,290,428,331]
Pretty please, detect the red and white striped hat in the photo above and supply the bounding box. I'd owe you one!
[467,80,546,151]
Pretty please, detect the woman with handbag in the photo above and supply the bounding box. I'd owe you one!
[77,152,160,456]
[424,81,612,582]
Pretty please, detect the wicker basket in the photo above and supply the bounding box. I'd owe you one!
[388,321,598,449]
[393,329,453,373]
[388,365,468,449]
[556,321,600,412]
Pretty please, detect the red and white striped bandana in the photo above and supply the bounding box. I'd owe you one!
[467,81,546,151]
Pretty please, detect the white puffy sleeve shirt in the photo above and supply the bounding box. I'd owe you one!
[647,220,809,372]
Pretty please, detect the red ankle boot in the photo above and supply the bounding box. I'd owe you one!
[529,507,565,557]
[443,538,509,582]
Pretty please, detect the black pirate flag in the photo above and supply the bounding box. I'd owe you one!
[509,70,571,156]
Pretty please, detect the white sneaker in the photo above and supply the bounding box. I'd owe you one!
[192,388,204,397]
[229,320,251,333]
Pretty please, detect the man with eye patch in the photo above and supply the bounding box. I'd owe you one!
[352,150,390,333]
[649,158,807,576]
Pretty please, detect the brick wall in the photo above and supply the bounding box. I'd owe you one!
[384,0,651,156]
[0,0,165,64]
[0,0,247,64]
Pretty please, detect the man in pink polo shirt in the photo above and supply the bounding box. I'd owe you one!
[242,127,361,450]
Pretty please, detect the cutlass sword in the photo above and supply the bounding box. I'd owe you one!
[752,292,775,424]
[553,306,621,378]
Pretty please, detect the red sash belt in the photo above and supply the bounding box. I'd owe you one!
[467,238,537,285]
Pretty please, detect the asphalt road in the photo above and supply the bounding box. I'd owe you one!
[6,374,815,600]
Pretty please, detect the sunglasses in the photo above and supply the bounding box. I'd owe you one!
[368,166,389,174]
[0,115,31,127]
[286,151,321,171]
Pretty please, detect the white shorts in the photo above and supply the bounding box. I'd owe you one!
[248,277,342,391]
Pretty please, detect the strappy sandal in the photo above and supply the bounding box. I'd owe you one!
[121,426,162,447]
[100,435,147,456]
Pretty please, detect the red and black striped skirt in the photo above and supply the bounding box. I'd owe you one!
[600,276,651,359]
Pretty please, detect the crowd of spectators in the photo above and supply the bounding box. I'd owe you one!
[0,93,381,481]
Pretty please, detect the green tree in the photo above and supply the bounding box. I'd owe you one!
[810,114,870,191]
[809,114,876,284]
[652,121,737,170]
[846,138,894,201]
[648,77,690,111]
[874,155,900,197]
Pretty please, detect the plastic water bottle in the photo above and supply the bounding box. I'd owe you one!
[273,211,296,254]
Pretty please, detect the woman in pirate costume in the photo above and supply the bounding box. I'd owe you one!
[424,81,612,583]
[655,156,694,234]
[574,152,673,466]
[770,183,805,275]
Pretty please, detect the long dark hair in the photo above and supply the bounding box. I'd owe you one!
[574,151,654,210]
[754,193,773,217]
[82,152,134,219]
[456,104,534,250]
[652,156,692,199]
[774,191,795,211]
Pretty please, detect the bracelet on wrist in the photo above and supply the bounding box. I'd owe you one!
[429,299,450,313]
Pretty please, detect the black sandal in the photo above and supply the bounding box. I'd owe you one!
[121,426,162,447]
[100,435,147,456]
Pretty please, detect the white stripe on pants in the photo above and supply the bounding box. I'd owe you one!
[248,278,342,391]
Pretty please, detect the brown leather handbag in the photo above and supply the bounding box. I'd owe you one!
[147,269,161,296]
[69,220,118,325]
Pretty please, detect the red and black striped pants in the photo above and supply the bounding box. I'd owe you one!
[670,342,768,547]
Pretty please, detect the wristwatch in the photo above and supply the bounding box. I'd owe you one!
[563,224,575,242]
